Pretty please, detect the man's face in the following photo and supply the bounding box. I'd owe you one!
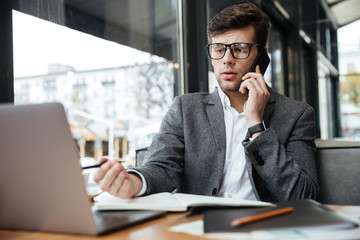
[211,26,259,94]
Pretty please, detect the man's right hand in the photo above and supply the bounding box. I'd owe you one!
[93,158,143,199]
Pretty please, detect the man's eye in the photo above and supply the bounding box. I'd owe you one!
[234,48,242,53]
[233,47,246,53]
[213,47,224,53]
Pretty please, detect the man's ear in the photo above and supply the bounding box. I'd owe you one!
[264,46,268,52]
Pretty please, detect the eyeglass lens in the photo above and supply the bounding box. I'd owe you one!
[208,43,250,59]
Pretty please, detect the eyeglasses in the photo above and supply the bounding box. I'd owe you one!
[206,42,261,60]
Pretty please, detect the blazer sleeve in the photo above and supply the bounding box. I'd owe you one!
[243,106,319,202]
[134,96,185,195]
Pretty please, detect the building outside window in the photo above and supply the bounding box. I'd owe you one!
[12,0,180,165]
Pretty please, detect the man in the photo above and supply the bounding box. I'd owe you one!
[94,3,318,202]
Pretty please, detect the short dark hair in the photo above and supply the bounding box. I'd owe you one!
[207,3,270,46]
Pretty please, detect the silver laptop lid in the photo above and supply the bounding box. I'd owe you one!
[0,103,98,235]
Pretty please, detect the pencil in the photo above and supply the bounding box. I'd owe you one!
[231,206,294,227]
[81,160,124,170]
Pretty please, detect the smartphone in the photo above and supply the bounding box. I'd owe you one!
[249,47,270,75]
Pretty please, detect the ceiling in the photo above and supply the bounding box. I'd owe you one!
[16,0,360,35]
[327,0,360,27]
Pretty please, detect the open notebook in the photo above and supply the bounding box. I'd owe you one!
[0,103,164,235]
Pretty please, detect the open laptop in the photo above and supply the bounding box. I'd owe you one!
[0,102,164,235]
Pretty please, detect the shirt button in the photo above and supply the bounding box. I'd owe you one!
[228,193,232,198]
[235,139,240,144]
[212,188,217,195]
[238,115,241,119]
[235,168,239,172]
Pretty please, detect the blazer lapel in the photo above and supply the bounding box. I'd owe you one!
[204,90,226,152]
[204,90,226,187]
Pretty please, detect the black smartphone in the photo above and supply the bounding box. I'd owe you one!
[249,47,270,75]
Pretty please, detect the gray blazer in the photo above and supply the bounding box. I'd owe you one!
[135,88,318,202]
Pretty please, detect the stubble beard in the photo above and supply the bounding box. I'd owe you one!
[219,79,242,93]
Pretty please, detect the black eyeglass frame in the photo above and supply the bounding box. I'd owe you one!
[206,42,262,60]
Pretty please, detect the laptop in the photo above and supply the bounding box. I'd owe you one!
[0,102,164,235]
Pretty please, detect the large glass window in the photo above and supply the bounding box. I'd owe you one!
[12,0,180,166]
[266,24,285,94]
[338,20,360,137]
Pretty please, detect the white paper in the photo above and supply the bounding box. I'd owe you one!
[93,192,272,211]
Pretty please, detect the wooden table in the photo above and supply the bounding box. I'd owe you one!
[1,205,359,239]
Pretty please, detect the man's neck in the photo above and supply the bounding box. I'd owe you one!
[224,90,248,113]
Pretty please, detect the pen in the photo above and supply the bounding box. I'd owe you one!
[231,206,294,227]
[81,160,124,170]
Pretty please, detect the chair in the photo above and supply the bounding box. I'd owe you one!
[315,139,360,205]
[135,133,157,167]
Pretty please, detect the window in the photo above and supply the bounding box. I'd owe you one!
[12,0,180,165]
[266,24,285,94]
[338,20,360,137]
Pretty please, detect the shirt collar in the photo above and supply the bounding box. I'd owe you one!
[217,87,246,116]
[217,87,231,109]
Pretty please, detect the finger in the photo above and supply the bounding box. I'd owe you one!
[116,179,133,199]
[109,169,127,196]
[93,159,113,183]
[242,71,261,81]
[98,157,109,164]
[98,162,122,191]
[239,80,248,94]
[255,65,268,90]
[243,72,267,91]
[240,75,262,94]
[247,78,262,93]
[245,82,263,98]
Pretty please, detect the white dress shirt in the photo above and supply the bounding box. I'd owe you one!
[216,88,257,200]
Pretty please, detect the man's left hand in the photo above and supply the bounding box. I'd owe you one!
[239,65,270,127]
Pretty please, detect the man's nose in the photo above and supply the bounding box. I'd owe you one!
[222,47,235,64]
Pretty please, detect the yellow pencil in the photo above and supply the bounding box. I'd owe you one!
[231,206,294,227]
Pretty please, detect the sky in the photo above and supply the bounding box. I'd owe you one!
[12,10,153,78]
